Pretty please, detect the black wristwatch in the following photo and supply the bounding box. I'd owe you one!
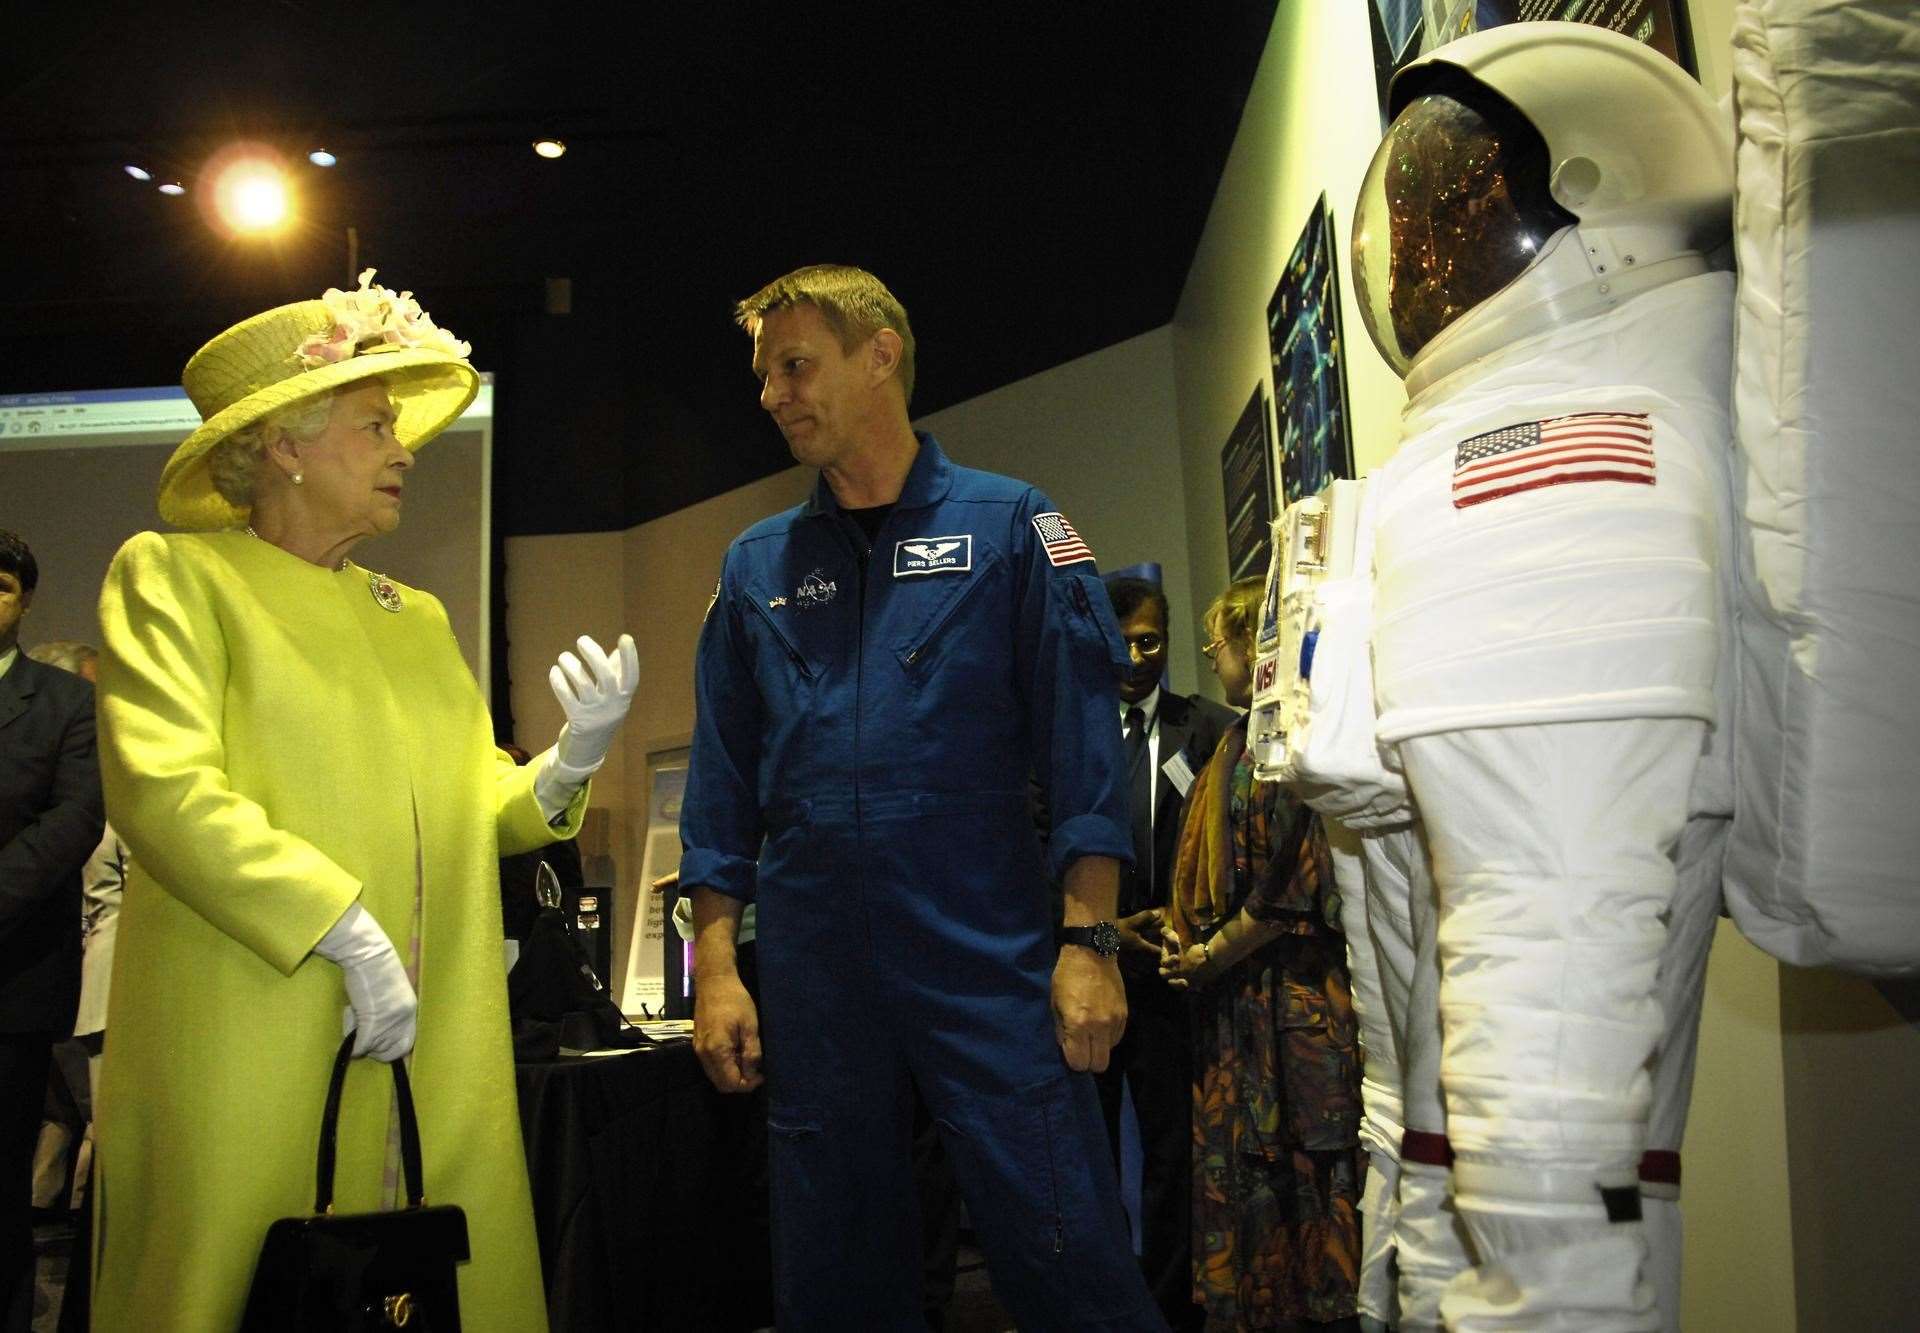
[1058,921,1122,958]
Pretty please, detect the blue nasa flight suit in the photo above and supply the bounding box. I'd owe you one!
[682,435,1166,1331]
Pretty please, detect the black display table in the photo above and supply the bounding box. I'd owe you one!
[515,1041,773,1332]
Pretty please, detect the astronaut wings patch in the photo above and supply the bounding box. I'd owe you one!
[895,535,972,577]
[1031,512,1095,567]
[1452,412,1655,509]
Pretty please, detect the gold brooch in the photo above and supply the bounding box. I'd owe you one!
[367,571,404,613]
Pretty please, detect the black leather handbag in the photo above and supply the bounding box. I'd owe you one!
[241,1034,471,1330]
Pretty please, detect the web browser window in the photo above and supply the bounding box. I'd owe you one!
[0,377,496,688]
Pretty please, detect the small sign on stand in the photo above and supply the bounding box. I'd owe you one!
[621,752,688,1018]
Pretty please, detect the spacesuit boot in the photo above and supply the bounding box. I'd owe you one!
[1348,22,1738,1331]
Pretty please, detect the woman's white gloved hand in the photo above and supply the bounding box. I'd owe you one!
[314,900,417,1061]
[547,633,639,777]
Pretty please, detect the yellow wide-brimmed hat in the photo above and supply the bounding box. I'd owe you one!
[158,270,479,529]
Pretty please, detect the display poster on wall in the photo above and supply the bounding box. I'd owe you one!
[1372,0,1698,119]
[1368,0,1427,124]
[1219,383,1276,585]
[1267,194,1355,512]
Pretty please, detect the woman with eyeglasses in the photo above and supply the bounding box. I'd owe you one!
[1161,575,1363,1330]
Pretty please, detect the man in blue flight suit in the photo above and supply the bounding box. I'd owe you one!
[682,265,1165,1331]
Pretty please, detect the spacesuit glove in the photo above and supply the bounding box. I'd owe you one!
[313,900,418,1062]
[545,633,640,789]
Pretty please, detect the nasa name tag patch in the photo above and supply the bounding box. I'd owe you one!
[894,534,973,577]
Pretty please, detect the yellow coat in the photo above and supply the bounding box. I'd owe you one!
[94,530,581,1332]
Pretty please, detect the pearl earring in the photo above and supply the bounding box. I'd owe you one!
[291,472,304,485]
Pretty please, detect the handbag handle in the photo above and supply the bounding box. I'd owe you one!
[313,1033,427,1215]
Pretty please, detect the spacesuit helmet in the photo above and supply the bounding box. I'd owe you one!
[1351,22,1733,389]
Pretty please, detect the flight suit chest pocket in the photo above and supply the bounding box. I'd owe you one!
[893,548,1003,679]
[743,592,816,704]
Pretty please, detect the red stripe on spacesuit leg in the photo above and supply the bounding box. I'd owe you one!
[1638,1149,1681,1188]
[1401,1129,1455,1167]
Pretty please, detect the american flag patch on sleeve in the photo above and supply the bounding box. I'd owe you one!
[1453,412,1655,509]
[1031,512,1094,567]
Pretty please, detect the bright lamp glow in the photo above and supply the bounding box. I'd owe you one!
[202,144,295,236]
[532,139,566,159]
[124,164,151,181]
[308,149,337,167]
[230,174,288,228]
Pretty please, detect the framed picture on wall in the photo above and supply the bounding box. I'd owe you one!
[1468,2,1696,75]
[1219,383,1276,584]
[1266,193,1356,512]
[1371,0,1699,121]
[1368,0,1427,125]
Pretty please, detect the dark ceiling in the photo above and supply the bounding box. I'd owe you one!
[1,3,1276,534]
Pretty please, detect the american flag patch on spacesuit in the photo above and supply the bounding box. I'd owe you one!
[1452,413,1655,509]
[1032,512,1094,566]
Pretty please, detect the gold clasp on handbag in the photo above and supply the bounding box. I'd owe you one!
[382,1292,414,1327]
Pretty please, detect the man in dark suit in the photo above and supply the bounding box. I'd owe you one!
[0,530,103,1329]
[1098,575,1235,1332]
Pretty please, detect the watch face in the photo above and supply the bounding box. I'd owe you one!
[1091,921,1121,956]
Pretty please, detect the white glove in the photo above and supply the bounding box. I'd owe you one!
[546,633,639,783]
[314,900,417,1062]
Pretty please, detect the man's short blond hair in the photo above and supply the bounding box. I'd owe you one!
[735,265,917,406]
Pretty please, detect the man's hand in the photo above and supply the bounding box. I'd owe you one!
[1115,908,1163,958]
[1052,945,1127,1072]
[694,971,764,1093]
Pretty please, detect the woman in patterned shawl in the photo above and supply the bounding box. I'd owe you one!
[1161,576,1363,1331]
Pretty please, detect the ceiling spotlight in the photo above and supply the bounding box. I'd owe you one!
[157,182,186,196]
[308,149,337,167]
[228,172,289,230]
[201,143,294,235]
[532,139,566,160]
[124,164,152,181]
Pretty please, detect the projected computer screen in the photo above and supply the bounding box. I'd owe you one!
[0,377,495,690]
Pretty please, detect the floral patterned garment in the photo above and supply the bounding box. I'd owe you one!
[1191,735,1363,1329]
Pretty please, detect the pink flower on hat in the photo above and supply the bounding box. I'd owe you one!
[295,268,471,369]
[298,322,357,365]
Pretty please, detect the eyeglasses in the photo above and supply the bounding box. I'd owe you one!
[1201,637,1227,659]
[1123,633,1165,657]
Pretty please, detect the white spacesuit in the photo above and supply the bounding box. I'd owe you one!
[1342,23,1737,1331]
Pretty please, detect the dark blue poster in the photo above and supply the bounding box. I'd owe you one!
[1371,0,1696,121]
[1266,194,1354,509]
[1220,384,1275,584]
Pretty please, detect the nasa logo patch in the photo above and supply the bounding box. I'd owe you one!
[894,534,973,577]
[794,569,839,608]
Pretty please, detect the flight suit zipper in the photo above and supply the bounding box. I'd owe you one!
[901,559,994,669]
[842,514,878,969]
[745,598,813,677]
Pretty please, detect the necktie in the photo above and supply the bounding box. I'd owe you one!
[1124,708,1152,913]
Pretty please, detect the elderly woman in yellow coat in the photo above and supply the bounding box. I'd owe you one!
[92,273,639,1331]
